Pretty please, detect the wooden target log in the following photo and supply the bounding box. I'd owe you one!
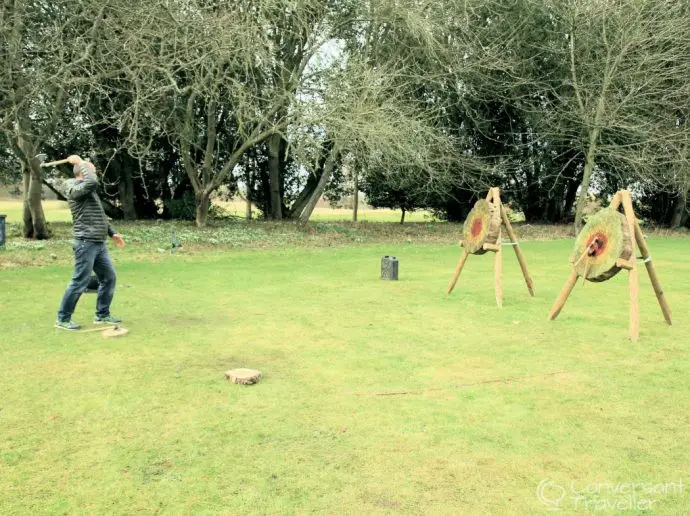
[225,368,262,385]
[549,190,672,341]
[570,208,633,282]
[462,199,501,255]
[447,187,534,305]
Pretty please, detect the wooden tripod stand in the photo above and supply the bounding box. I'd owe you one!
[548,190,672,341]
[446,187,535,307]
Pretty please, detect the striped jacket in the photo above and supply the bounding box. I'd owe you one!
[65,164,116,242]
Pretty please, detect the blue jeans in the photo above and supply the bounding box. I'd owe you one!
[57,240,117,322]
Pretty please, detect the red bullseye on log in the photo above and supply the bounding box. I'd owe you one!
[471,219,483,238]
[585,233,608,257]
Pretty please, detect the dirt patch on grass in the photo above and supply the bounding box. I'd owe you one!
[165,315,207,327]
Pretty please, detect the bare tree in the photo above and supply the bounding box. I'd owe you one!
[537,0,690,230]
[1,0,105,238]
[97,0,356,226]
[293,60,467,223]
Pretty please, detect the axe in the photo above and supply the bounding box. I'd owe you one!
[35,154,71,168]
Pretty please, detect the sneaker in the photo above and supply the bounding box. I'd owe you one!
[55,319,81,331]
[94,315,122,325]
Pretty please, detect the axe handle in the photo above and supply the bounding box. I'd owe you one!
[40,158,71,168]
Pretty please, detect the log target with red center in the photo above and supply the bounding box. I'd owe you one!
[571,208,633,282]
[462,199,501,254]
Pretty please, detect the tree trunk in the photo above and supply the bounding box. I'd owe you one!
[563,176,580,221]
[267,133,283,220]
[42,179,67,201]
[26,159,49,239]
[570,25,610,234]
[400,208,406,224]
[22,164,33,238]
[244,168,252,220]
[196,192,211,227]
[523,164,543,222]
[353,170,359,222]
[259,165,271,219]
[290,170,322,219]
[289,140,333,219]
[574,126,601,233]
[13,138,49,239]
[298,150,337,223]
[670,189,688,228]
[99,196,124,220]
[117,154,137,221]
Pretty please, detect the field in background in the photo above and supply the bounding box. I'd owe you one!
[212,200,435,222]
[0,199,434,225]
[0,200,73,224]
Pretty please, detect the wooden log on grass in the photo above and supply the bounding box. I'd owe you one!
[225,368,262,385]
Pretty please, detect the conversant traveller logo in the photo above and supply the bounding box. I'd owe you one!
[536,478,684,511]
[536,479,567,510]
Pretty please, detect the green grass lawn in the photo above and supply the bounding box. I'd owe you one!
[1,237,688,513]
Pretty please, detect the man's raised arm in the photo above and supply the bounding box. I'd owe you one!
[66,156,98,201]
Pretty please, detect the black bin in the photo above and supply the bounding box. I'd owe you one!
[0,214,6,248]
[381,256,399,280]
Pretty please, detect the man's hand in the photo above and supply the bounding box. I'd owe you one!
[112,234,126,249]
[84,161,97,175]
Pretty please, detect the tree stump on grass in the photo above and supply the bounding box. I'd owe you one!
[102,326,129,338]
[225,368,262,385]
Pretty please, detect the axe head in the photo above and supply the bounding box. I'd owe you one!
[35,153,48,164]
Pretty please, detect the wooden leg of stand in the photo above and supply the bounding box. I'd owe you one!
[495,229,503,308]
[548,270,579,320]
[633,221,672,325]
[447,249,469,295]
[628,267,640,342]
[621,191,640,341]
[500,205,535,296]
[609,191,622,210]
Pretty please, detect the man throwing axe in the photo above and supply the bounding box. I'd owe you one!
[55,155,125,330]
